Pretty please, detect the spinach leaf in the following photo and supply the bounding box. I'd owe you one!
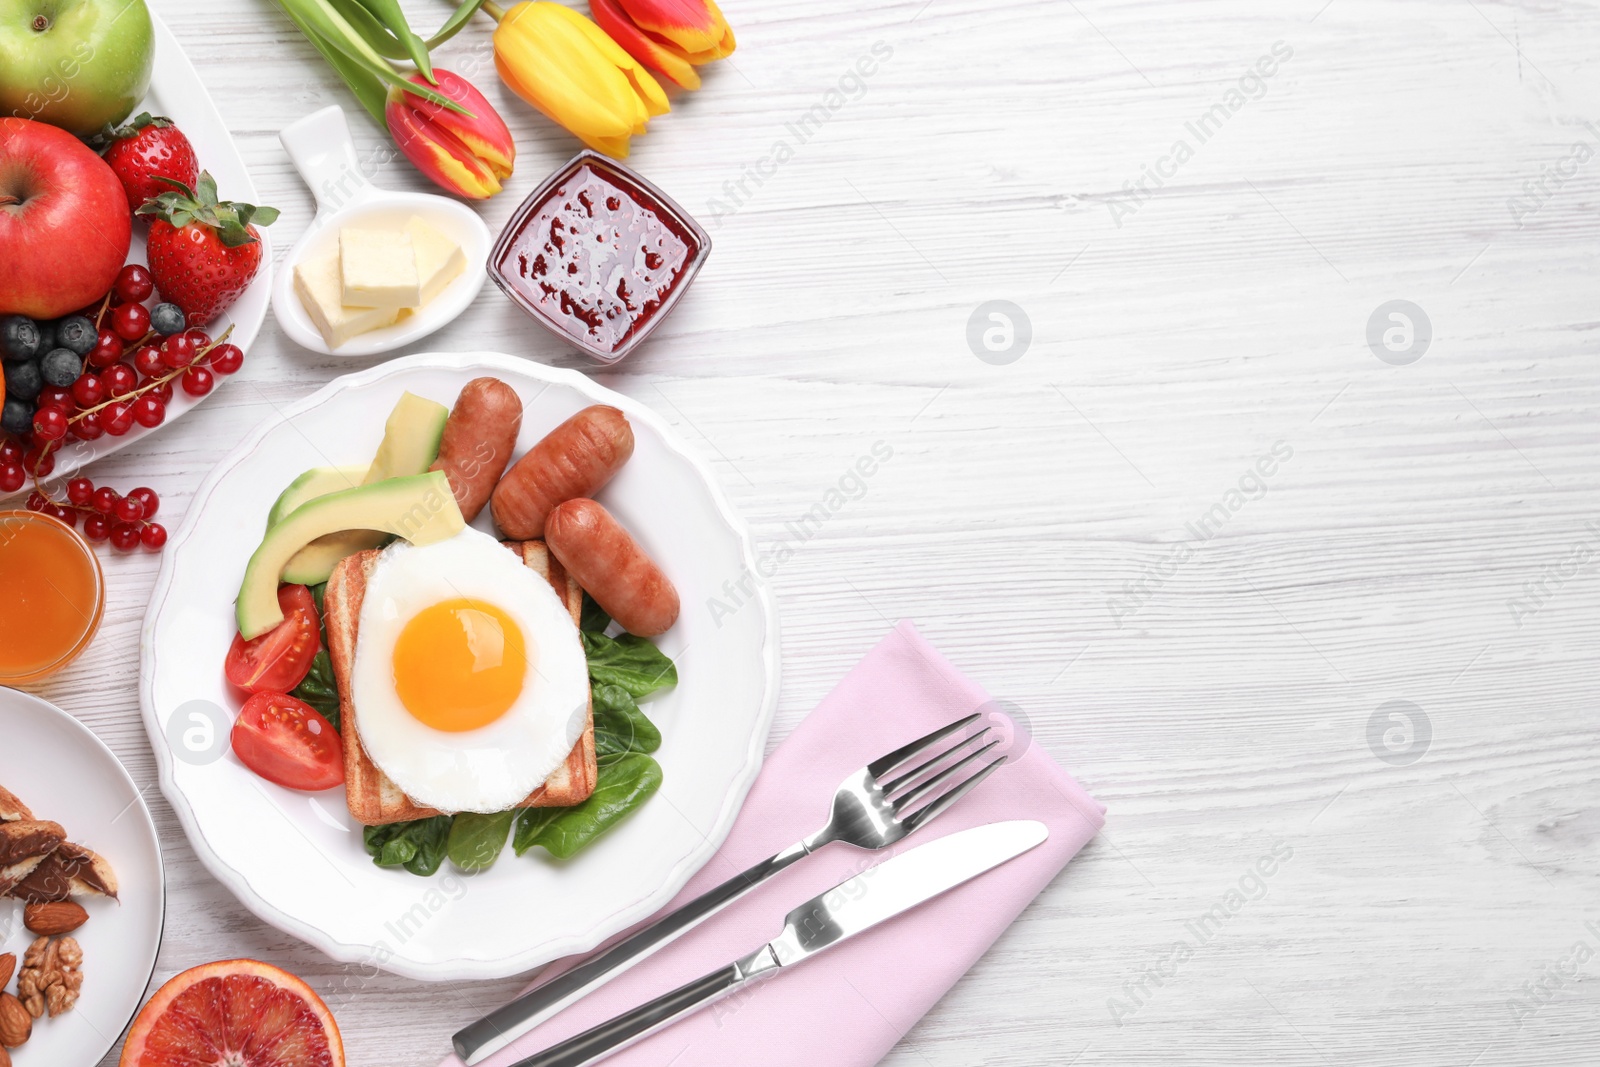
[364,815,453,876]
[579,593,611,634]
[513,754,662,860]
[592,684,660,760]
[447,811,515,872]
[510,806,564,855]
[581,632,677,699]
[292,650,341,733]
[309,580,327,618]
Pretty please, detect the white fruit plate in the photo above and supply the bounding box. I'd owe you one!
[0,688,165,1067]
[140,352,780,981]
[16,10,272,489]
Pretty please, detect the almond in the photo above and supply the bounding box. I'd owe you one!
[0,1043,11,1067]
[0,993,28,1047]
[23,901,87,936]
[0,954,12,990]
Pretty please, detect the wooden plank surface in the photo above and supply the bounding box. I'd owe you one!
[22,0,1599,1063]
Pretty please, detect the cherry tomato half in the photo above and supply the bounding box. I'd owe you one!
[224,584,321,693]
[231,691,344,791]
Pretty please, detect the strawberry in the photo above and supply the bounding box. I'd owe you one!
[138,172,279,327]
[100,113,199,214]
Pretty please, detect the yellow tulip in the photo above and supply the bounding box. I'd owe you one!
[490,1,669,158]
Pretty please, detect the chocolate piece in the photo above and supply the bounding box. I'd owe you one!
[0,785,31,822]
[11,843,118,903]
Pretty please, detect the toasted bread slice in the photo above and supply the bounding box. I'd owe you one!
[325,540,597,826]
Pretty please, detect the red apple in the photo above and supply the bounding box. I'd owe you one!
[0,117,131,318]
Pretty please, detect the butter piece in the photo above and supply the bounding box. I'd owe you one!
[295,245,400,348]
[340,228,421,310]
[407,217,466,305]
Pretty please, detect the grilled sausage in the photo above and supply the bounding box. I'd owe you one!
[491,405,634,539]
[545,498,678,636]
[430,377,523,522]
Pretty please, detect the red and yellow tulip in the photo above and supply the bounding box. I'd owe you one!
[385,69,515,199]
[589,0,735,90]
[489,1,668,158]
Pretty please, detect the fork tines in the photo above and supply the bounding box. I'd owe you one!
[873,713,1007,832]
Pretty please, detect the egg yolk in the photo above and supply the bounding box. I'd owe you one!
[392,598,529,731]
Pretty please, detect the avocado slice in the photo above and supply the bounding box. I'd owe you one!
[237,471,464,639]
[278,392,451,585]
[267,465,369,529]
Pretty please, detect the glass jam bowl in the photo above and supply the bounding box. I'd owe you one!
[488,150,711,365]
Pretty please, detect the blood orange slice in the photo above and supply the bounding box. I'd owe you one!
[120,959,345,1067]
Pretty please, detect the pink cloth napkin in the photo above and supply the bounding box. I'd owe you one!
[449,621,1104,1067]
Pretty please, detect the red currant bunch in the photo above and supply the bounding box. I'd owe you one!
[28,477,166,552]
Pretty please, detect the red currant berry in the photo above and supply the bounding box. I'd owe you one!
[207,343,243,375]
[31,408,67,442]
[38,385,75,411]
[92,487,120,514]
[133,395,165,428]
[25,491,46,511]
[89,329,124,369]
[0,463,24,494]
[45,503,77,528]
[114,495,143,522]
[133,345,165,378]
[158,335,197,370]
[143,379,174,405]
[112,302,150,343]
[83,515,111,542]
[0,439,21,465]
[66,478,94,505]
[71,411,104,440]
[71,374,105,408]
[140,522,167,550]
[114,263,155,304]
[128,487,159,518]
[102,402,134,436]
[181,365,214,397]
[104,362,138,397]
[183,328,212,350]
[110,522,141,551]
[22,443,54,477]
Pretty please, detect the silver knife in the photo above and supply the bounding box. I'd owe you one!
[505,820,1049,1067]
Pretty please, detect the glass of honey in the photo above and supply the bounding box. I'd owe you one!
[0,510,105,685]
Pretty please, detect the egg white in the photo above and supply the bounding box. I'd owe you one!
[352,526,589,813]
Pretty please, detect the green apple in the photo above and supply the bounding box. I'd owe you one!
[0,0,155,137]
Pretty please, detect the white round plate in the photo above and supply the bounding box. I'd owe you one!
[0,688,165,1066]
[14,11,273,491]
[140,352,779,981]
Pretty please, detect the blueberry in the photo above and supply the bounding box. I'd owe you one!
[6,360,41,402]
[40,347,81,387]
[34,319,56,353]
[55,315,96,357]
[150,302,186,337]
[1,399,32,436]
[0,315,39,362]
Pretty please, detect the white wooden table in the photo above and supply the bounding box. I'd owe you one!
[37,0,1600,1063]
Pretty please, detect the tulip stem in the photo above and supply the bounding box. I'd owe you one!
[481,0,505,19]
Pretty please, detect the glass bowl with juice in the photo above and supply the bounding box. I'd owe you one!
[0,511,105,685]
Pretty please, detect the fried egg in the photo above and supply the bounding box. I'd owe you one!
[351,526,589,813]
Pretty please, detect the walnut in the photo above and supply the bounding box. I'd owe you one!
[16,936,80,1019]
[16,939,47,1019]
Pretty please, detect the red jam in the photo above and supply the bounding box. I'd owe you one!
[490,154,708,363]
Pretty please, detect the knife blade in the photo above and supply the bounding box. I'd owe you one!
[510,820,1049,1067]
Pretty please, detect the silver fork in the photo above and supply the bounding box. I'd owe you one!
[453,713,1005,1064]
